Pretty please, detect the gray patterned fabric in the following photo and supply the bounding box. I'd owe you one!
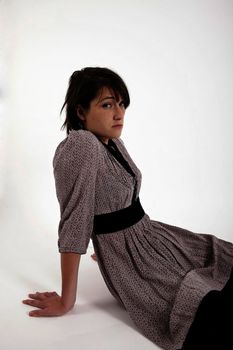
[53,129,233,350]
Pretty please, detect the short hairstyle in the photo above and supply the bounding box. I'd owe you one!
[60,67,130,135]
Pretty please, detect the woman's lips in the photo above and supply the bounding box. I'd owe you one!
[112,125,123,128]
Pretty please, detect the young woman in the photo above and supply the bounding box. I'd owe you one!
[22,67,233,350]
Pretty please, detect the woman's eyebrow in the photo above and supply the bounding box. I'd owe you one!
[95,96,115,105]
[99,96,124,104]
[99,96,115,102]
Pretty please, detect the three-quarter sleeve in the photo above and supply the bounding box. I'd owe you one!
[52,130,100,254]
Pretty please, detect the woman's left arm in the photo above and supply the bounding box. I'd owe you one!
[22,252,81,317]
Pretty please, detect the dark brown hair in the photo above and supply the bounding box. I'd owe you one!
[60,67,130,135]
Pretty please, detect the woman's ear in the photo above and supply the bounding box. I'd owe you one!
[76,106,85,121]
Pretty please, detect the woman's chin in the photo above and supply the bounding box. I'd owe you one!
[112,127,123,135]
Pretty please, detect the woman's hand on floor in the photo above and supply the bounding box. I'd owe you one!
[22,291,72,317]
[91,252,98,261]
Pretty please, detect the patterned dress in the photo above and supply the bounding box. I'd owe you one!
[53,129,233,350]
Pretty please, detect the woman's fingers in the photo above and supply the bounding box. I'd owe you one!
[29,309,42,317]
[44,292,58,297]
[29,309,52,317]
[22,298,46,309]
[27,291,58,300]
[29,291,57,296]
[28,293,45,300]
[91,253,98,261]
[22,291,68,317]
[23,292,58,306]
[29,308,62,317]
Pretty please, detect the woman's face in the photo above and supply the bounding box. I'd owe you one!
[77,86,125,144]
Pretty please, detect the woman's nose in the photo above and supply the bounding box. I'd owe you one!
[114,104,125,118]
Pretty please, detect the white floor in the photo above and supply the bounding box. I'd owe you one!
[1,211,161,350]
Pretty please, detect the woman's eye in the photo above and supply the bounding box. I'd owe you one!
[102,103,112,108]
[102,101,125,109]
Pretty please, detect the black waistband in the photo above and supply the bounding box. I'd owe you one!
[93,197,145,235]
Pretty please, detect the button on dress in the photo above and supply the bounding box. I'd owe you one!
[53,129,233,350]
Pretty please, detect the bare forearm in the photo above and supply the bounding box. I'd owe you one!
[60,252,81,309]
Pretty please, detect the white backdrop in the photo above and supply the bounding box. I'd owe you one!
[1,1,233,350]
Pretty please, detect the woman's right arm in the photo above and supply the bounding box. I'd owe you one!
[22,252,81,317]
[60,252,81,310]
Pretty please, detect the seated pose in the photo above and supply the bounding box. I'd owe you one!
[22,67,233,350]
